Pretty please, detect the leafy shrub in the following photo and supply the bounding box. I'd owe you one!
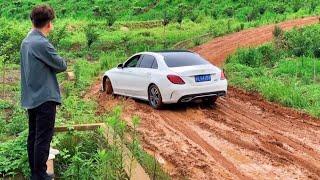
[53,130,125,179]
[0,131,29,178]
[190,11,198,22]
[246,8,260,22]
[0,99,12,110]
[224,7,234,17]
[4,107,27,136]
[273,5,286,14]
[292,1,302,12]
[258,6,267,15]
[309,0,318,13]
[0,25,25,64]
[286,29,309,57]
[85,23,99,49]
[228,44,281,68]
[48,23,68,48]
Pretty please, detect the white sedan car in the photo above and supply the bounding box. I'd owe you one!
[102,50,227,109]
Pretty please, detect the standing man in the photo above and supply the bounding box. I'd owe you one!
[20,5,67,180]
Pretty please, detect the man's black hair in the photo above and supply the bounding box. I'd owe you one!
[30,5,55,28]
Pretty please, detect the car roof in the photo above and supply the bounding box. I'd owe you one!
[136,50,196,57]
[152,50,194,53]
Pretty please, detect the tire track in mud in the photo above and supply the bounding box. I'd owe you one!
[158,111,251,180]
[86,16,320,179]
[211,98,320,178]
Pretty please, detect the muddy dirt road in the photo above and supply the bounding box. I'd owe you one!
[86,17,320,179]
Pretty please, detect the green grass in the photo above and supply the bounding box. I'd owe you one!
[225,25,320,117]
[1,0,320,21]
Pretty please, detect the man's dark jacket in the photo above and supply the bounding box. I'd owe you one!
[20,29,67,109]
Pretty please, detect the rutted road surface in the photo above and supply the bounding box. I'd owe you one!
[86,17,320,179]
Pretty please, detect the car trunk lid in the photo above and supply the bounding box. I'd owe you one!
[169,65,221,86]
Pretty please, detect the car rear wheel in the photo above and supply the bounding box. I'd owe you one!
[103,77,113,95]
[148,84,163,109]
[203,96,218,106]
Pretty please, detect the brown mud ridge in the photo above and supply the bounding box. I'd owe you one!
[85,16,320,179]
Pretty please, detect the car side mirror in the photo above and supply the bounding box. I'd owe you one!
[117,63,123,69]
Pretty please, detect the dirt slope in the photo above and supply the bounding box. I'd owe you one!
[193,16,319,66]
[85,16,320,179]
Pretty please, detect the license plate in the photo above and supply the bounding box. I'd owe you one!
[195,74,211,82]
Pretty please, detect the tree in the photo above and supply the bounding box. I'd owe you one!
[92,3,117,28]
[177,3,188,27]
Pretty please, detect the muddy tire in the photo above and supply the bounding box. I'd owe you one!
[103,77,113,95]
[202,96,218,106]
[148,84,163,109]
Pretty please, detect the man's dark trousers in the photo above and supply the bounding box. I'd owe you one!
[27,101,56,180]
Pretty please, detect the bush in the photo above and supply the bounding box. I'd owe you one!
[85,23,99,49]
[0,25,25,64]
[0,131,29,178]
[285,28,314,57]
[190,12,198,22]
[273,5,286,14]
[246,8,260,22]
[224,7,234,17]
[49,23,68,48]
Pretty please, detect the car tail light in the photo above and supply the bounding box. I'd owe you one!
[220,71,226,80]
[167,75,185,84]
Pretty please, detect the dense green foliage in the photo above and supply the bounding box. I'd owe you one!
[1,0,320,21]
[225,25,320,117]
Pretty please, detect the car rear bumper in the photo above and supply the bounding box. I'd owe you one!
[161,80,228,103]
[178,91,226,103]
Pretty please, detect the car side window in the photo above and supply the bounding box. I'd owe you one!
[139,55,156,68]
[124,55,141,68]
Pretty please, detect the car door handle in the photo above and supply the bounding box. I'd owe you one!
[125,69,133,73]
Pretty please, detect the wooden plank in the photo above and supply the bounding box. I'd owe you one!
[55,123,104,132]
[100,124,150,180]
[66,71,75,81]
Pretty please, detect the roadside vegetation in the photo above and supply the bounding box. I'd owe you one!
[225,24,320,117]
[1,0,320,178]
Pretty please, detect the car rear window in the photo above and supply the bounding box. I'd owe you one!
[161,52,210,67]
